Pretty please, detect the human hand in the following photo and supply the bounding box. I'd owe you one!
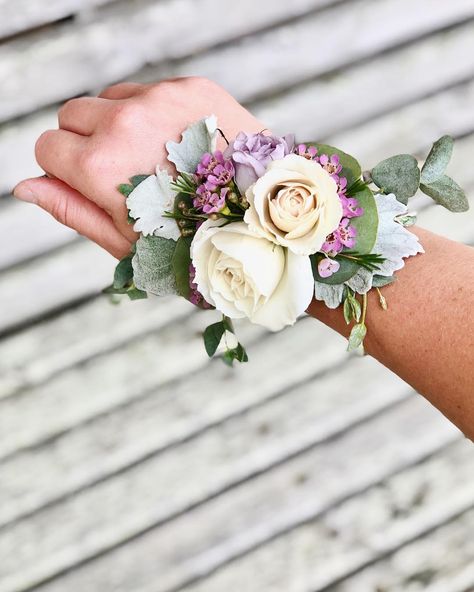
[13,77,264,259]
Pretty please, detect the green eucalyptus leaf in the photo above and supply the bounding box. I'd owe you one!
[421,135,454,184]
[222,343,249,366]
[311,254,360,285]
[113,254,134,289]
[130,174,151,187]
[118,183,134,197]
[420,175,469,212]
[203,321,226,357]
[126,285,148,300]
[348,293,361,322]
[347,323,367,352]
[372,154,420,204]
[171,236,192,299]
[307,143,362,186]
[349,187,379,254]
[132,235,178,296]
[343,298,352,324]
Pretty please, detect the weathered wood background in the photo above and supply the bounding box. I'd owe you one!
[1,1,474,591]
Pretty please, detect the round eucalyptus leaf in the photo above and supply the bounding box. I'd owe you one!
[420,175,469,212]
[372,154,420,204]
[421,135,454,184]
[349,187,378,254]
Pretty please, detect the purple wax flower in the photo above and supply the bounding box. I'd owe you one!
[341,195,364,219]
[318,257,340,278]
[196,151,234,189]
[336,218,357,248]
[193,184,229,214]
[318,153,343,176]
[189,263,212,309]
[321,231,344,257]
[336,176,348,197]
[224,131,295,193]
[294,143,318,160]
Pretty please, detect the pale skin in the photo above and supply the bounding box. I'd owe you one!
[13,78,474,439]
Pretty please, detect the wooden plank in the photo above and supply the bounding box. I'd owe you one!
[0,199,75,271]
[0,239,116,335]
[0,0,114,39]
[144,2,474,105]
[0,396,459,592]
[0,0,339,123]
[0,295,193,400]
[254,21,474,141]
[0,351,403,529]
[181,441,474,592]
[0,316,339,460]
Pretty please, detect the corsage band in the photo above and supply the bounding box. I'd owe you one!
[104,116,468,364]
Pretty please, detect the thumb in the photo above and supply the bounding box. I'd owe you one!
[13,177,132,260]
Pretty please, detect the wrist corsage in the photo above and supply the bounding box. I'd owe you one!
[104,116,468,364]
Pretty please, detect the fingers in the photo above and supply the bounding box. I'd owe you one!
[13,177,132,260]
[35,128,89,190]
[98,82,145,100]
[58,96,111,136]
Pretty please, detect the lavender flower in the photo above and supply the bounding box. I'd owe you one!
[224,131,295,193]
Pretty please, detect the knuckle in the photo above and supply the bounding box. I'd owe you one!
[34,130,54,161]
[108,101,145,129]
[78,145,101,173]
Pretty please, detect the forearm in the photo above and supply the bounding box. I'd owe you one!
[307,226,474,438]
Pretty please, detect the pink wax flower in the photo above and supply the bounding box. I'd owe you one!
[336,218,357,248]
[341,195,364,219]
[193,185,229,214]
[295,143,318,160]
[318,153,343,176]
[318,257,341,278]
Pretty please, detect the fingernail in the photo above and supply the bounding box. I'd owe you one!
[13,184,38,204]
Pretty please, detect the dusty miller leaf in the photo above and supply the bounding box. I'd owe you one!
[372,154,420,204]
[126,168,181,240]
[132,235,178,296]
[313,282,344,308]
[166,115,218,174]
[421,135,454,184]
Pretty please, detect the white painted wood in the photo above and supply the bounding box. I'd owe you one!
[0,199,75,271]
[2,396,459,592]
[255,21,474,142]
[0,239,115,334]
[0,295,193,400]
[146,1,474,105]
[424,563,474,592]
[0,353,405,528]
[0,0,339,122]
[0,317,339,460]
[182,440,474,592]
[0,0,115,39]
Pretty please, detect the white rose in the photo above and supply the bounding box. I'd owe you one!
[244,154,343,255]
[190,219,314,331]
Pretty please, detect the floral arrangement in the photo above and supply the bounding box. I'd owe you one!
[104,116,468,364]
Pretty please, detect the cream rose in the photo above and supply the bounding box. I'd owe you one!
[190,219,314,331]
[244,153,343,255]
